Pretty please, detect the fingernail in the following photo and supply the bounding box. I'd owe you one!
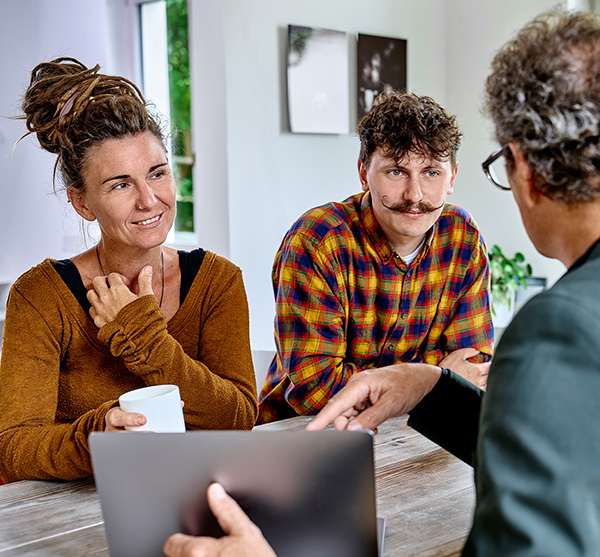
[211,483,227,499]
[136,416,145,425]
[348,421,363,431]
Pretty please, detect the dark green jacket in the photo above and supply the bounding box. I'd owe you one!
[409,238,600,556]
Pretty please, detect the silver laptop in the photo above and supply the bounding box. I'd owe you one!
[89,430,379,557]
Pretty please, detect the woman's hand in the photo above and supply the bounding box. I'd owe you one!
[105,400,184,432]
[104,407,147,432]
[87,266,154,328]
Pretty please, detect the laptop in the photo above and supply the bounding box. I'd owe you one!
[89,430,380,557]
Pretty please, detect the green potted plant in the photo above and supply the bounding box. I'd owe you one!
[489,244,533,321]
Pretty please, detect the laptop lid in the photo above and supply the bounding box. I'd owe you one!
[89,430,378,557]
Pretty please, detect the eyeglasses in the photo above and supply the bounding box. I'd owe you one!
[482,144,511,191]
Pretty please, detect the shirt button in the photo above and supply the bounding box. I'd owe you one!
[401,314,408,320]
[387,344,394,350]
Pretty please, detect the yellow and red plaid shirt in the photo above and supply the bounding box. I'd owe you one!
[257,191,494,423]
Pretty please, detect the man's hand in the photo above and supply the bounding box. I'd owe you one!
[88,266,154,328]
[440,348,490,389]
[306,364,442,432]
[163,483,276,557]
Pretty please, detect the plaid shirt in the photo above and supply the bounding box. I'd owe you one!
[257,191,494,424]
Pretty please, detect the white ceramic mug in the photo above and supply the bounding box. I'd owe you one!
[118,384,186,433]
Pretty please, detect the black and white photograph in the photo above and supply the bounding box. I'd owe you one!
[357,33,407,119]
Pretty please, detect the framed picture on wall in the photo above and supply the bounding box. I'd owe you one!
[357,33,407,120]
[287,24,349,134]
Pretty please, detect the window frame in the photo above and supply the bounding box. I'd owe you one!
[106,0,230,255]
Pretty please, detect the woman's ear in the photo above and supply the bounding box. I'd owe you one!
[68,188,96,222]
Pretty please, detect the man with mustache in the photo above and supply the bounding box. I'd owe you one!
[258,91,493,423]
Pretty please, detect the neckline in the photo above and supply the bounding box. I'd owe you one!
[46,250,210,332]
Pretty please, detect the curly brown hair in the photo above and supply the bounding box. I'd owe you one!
[357,90,462,167]
[20,57,165,193]
[485,9,600,204]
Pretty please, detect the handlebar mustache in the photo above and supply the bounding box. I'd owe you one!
[381,200,445,213]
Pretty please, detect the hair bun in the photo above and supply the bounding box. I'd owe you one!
[21,57,145,153]
[18,56,163,193]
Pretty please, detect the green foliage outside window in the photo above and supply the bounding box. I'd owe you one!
[166,0,194,232]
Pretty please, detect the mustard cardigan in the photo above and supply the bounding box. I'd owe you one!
[0,251,257,482]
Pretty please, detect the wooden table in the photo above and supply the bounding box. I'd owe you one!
[0,416,474,556]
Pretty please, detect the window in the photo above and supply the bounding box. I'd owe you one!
[139,0,194,243]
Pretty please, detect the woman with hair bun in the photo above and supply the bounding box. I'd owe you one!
[0,58,258,483]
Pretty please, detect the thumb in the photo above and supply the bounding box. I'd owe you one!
[138,266,154,297]
[347,392,399,432]
[207,483,257,536]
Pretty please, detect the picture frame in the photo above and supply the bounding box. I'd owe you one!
[357,33,407,120]
[287,24,349,134]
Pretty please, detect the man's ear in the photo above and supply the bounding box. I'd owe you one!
[508,142,542,207]
[358,160,369,191]
[68,188,96,222]
[447,161,458,195]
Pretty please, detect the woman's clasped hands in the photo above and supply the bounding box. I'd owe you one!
[87,266,155,328]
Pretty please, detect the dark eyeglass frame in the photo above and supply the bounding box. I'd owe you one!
[482,144,511,191]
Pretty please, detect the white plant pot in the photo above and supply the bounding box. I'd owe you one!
[492,289,516,329]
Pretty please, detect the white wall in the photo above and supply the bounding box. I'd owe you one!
[445,0,565,292]
[0,0,109,280]
[188,0,230,258]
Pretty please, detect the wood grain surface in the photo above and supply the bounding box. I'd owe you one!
[0,416,474,556]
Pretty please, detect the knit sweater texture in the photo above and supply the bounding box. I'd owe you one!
[0,251,257,482]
